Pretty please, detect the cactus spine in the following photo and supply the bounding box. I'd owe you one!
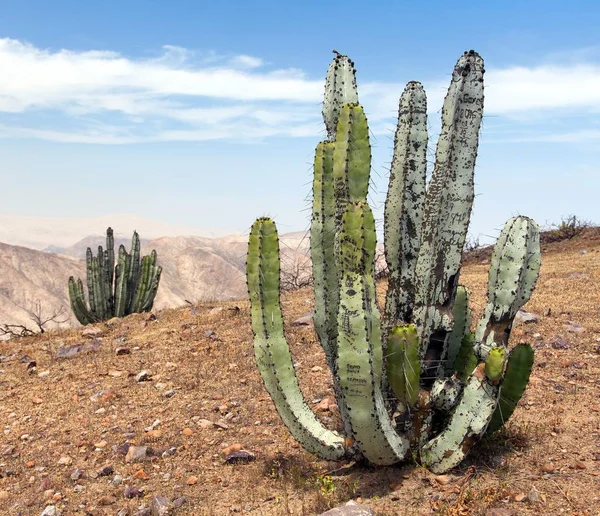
[68,228,162,325]
[246,50,541,473]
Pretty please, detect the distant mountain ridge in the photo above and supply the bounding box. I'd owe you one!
[0,227,311,333]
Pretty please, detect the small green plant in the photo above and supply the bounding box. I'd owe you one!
[316,474,336,496]
[68,227,162,325]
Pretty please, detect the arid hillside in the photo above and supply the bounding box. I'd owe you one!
[0,231,311,333]
[0,230,598,515]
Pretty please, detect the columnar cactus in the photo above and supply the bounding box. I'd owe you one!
[246,50,541,473]
[68,228,162,325]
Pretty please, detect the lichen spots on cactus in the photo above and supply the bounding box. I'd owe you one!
[384,81,428,327]
[323,52,359,140]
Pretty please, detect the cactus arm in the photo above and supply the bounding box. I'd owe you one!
[386,325,421,408]
[421,364,498,473]
[323,53,359,140]
[131,254,152,313]
[413,51,485,369]
[125,231,141,312]
[90,255,106,321]
[105,228,115,315]
[140,265,162,312]
[113,245,129,317]
[68,276,96,325]
[85,248,96,317]
[140,252,161,312]
[247,217,347,461]
[311,141,338,369]
[422,216,541,473]
[96,245,109,319]
[384,81,428,327]
[452,332,478,381]
[443,286,471,376]
[336,203,409,465]
[486,343,534,434]
[474,216,541,359]
[332,104,371,220]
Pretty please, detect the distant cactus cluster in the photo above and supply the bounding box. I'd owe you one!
[246,50,541,473]
[68,227,162,325]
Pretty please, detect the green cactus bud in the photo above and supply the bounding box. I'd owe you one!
[386,325,421,408]
[486,343,534,434]
[485,348,507,381]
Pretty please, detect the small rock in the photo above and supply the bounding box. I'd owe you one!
[319,500,373,515]
[150,495,171,516]
[97,465,113,476]
[541,463,554,473]
[196,419,214,429]
[214,421,229,430]
[70,469,83,481]
[73,485,85,493]
[125,445,148,463]
[43,489,55,500]
[57,456,72,466]
[224,450,256,464]
[82,327,102,337]
[527,488,542,504]
[164,389,176,398]
[514,310,539,325]
[221,443,243,456]
[95,440,107,449]
[292,312,314,326]
[98,495,117,506]
[0,490,8,501]
[112,474,122,485]
[551,338,569,350]
[564,321,584,334]
[173,496,187,509]
[38,370,50,378]
[186,475,198,485]
[434,475,451,485]
[1,445,15,456]
[514,493,526,502]
[311,366,323,372]
[56,339,101,359]
[182,428,194,436]
[209,307,223,315]
[314,398,331,413]
[575,461,586,470]
[124,486,144,499]
[136,371,152,382]
[145,419,161,431]
[41,506,60,516]
[116,347,131,356]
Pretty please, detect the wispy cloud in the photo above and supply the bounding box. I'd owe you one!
[0,38,599,144]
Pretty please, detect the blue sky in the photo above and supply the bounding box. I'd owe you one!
[1,0,599,244]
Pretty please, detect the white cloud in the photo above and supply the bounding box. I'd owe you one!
[0,37,599,144]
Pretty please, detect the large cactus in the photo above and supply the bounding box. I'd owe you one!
[246,50,541,473]
[68,227,162,325]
